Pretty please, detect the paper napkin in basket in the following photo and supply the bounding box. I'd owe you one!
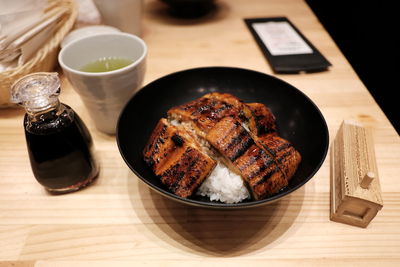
[0,0,68,71]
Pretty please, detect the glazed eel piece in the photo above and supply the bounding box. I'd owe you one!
[167,92,278,137]
[255,134,302,180]
[167,93,300,199]
[245,102,277,136]
[167,94,241,136]
[205,117,287,200]
[146,93,300,200]
[143,118,216,197]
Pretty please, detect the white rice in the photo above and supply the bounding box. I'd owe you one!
[242,122,250,132]
[196,161,250,204]
[170,119,180,126]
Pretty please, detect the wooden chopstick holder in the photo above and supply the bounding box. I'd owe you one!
[330,120,383,228]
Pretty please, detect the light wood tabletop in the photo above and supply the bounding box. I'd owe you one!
[1,0,399,266]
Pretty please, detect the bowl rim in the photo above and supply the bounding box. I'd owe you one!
[116,66,329,209]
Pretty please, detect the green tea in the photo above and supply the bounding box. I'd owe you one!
[79,57,133,73]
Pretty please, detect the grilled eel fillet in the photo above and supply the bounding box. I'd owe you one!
[203,93,278,136]
[205,117,288,200]
[167,92,277,137]
[147,93,300,199]
[206,117,301,200]
[167,95,240,136]
[245,103,277,136]
[255,134,302,180]
[143,118,216,198]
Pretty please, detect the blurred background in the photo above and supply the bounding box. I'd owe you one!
[306,0,399,134]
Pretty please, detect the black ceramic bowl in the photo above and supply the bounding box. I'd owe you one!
[160,0,216,18]
[117,67,329,208]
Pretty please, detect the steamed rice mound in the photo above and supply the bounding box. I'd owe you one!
[196,162,250,203]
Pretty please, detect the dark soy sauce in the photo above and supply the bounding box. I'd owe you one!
[24,106,98,193]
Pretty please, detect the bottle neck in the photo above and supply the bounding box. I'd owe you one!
[26,99,62,121]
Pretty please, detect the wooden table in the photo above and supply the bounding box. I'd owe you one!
[1,0,399,266]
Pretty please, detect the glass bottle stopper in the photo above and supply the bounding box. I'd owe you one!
[10,72,61,113]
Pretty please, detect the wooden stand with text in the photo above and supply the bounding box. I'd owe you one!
[330,120,383,228]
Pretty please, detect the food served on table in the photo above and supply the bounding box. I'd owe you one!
[143,92,301,203]
[143,118,216,198]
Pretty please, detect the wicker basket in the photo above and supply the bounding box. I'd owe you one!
[0,0,78,108]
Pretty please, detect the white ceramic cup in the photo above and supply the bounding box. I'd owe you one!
[58,32,147,134]
[92,0,144,36]
[61,25,121,48]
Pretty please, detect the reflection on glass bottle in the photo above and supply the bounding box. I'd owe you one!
[10,72,99,193]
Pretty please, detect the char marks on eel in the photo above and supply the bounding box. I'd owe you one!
[144,93,301,201]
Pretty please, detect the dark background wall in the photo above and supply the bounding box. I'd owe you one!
[306,0,399,134]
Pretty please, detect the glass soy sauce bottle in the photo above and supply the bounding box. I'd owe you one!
[11,72,99,194]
